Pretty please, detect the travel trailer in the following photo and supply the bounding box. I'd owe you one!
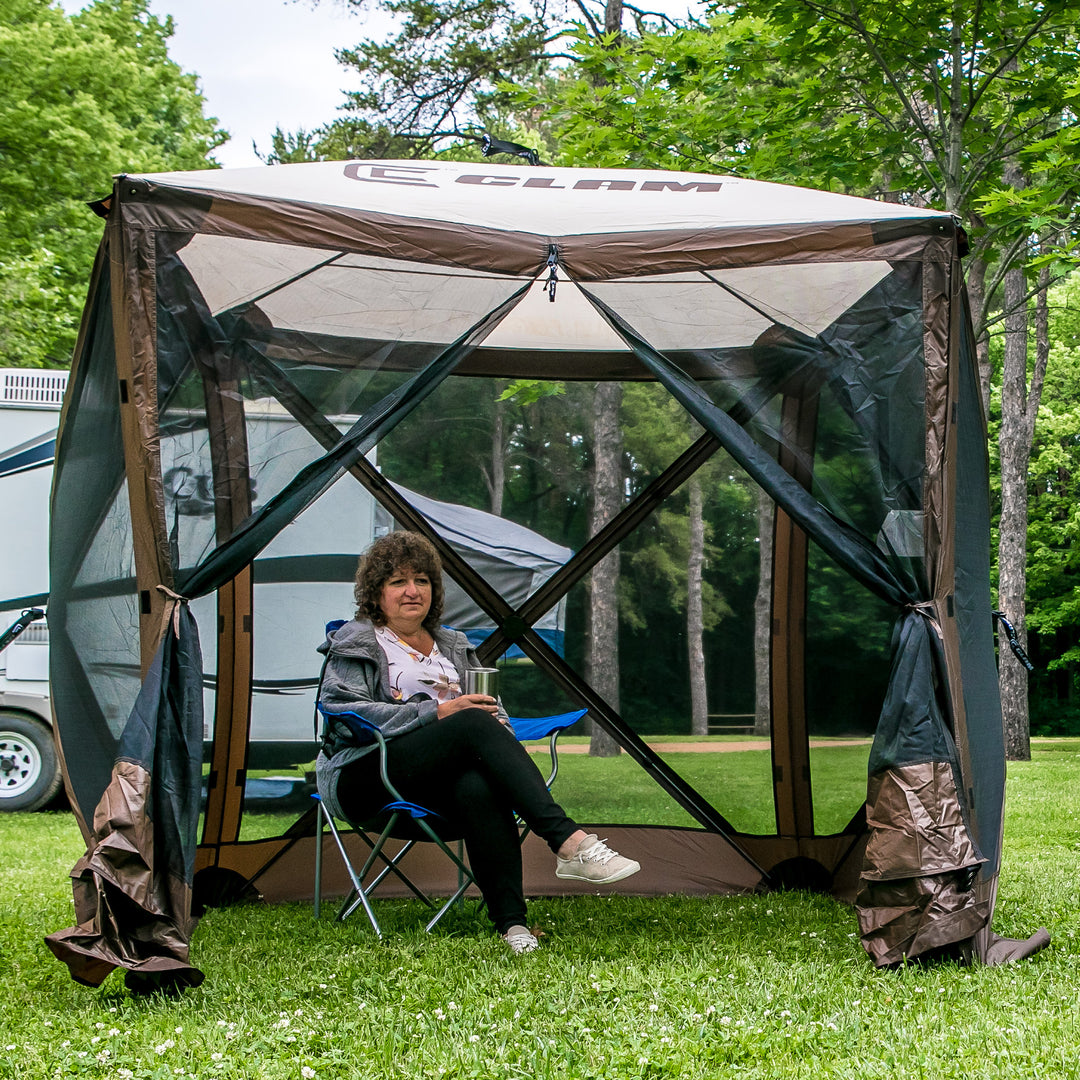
[0,368,66,810]
[0,370,569,810]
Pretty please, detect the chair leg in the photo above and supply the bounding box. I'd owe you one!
[314,804,324,921]
[321,803,384,938]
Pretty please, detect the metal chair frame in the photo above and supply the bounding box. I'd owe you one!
[312,708,477,937]
[312,697,586,937]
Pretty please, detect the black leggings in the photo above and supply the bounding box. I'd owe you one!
[334,709,579,933]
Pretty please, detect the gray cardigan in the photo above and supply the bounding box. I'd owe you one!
[314,618,506,820]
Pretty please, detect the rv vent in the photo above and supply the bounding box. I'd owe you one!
[1,368,69,407]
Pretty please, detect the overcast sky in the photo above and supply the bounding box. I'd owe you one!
[64,0,697,170]
[145,0,390,167]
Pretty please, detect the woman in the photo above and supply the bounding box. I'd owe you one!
[315,530,641,954]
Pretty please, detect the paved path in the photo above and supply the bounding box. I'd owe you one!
[527,738,872,754]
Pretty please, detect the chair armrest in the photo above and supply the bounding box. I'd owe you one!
[507,709,587,742]
[507,709,586,789]
[317,704,405,805]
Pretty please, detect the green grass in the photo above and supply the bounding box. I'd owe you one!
[236,740,872,841]
[2,741,1079,1079]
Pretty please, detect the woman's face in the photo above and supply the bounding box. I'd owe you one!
[378,566,433,628]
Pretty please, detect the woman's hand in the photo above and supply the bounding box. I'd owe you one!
[437,694,500,719]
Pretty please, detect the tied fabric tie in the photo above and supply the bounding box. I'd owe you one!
[904,600,942,641]
[156,584,188,640]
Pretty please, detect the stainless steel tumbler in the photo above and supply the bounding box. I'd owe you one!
[464,667,499,697]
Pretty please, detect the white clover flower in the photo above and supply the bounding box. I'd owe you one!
[448,1001,457,1010]
[92,1037,100,1044]
[175,1026,183,1034]
[638,1057,649,1065]
[319,984,328,990]
[217,1020,227,1027]
[117,1071,134,1079]
[434,1009,445,1021]
[108,1028,120,1037]
[469,1034,480,1044]
[705,1005,716,1016]
[4,1046,15,1052]
[779,1010,791,1018]
[43,1021,52,1027]
[720,1016,732,1025]
[225,1031,238,1040]
[276,1018,290,1029]
[648,1003,659,1012]
[61,1041,71,1048]
[211,1052,224,1061]
[301,1067,316,1079]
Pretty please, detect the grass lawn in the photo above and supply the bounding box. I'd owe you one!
[2,740,1079,1079]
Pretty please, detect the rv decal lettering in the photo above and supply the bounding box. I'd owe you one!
[164,467,257,516]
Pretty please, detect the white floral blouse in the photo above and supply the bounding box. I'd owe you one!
[374,625,462,703]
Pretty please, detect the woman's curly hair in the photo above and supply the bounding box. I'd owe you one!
[353,530,444,633]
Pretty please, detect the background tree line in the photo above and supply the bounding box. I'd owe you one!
[3,0,1078,756]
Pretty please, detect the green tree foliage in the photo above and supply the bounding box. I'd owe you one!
[0,0,223,366]
[277,0,686,163]
[1025,275,1080,733]
[524,0,1080,751]
[266,0,558,162]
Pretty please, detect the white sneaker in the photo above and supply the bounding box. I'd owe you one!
[502,925,540,954]
[555,835,641,884]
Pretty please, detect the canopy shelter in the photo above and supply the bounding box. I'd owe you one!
[46,160,1046,989]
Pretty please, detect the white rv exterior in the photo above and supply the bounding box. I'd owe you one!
[1,372,571,810]
[0,368,67,810]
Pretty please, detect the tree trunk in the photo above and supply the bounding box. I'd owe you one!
[687,475,707,736]
[604,0,623,36]
[753,485,773,738]
[586,381,622,756]
[998,256,1031,761]
[488,392,505,516]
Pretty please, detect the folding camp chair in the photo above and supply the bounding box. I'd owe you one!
[312,706,586,934]
[312,706,479,937]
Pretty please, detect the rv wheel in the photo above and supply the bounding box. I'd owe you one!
[0,713,63,812]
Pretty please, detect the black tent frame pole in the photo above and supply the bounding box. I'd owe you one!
[244,349,760,848]
[504,431,722,650]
